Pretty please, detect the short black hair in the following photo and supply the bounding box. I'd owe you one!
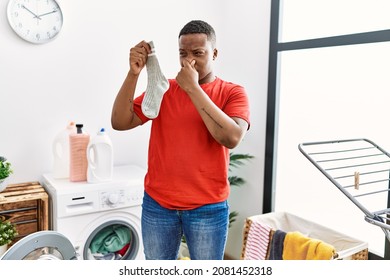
[179,20,216,47]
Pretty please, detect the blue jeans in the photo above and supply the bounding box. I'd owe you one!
[141,192,229,260]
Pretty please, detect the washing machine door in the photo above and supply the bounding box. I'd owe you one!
[0,231,77,260]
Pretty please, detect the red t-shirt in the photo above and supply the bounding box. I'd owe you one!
[133,77,250,209]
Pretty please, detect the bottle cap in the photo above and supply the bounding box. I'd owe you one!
[76,124,83,134]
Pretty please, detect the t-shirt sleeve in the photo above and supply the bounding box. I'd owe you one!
[223,85,251,129]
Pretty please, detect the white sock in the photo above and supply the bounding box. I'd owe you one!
[141,41,169,119]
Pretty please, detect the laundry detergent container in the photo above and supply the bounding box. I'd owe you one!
[241,212,368,260]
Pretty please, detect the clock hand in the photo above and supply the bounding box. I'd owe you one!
[37,9,58,18]
[21,5,41,20]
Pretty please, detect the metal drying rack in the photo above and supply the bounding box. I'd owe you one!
[298,138,390,249]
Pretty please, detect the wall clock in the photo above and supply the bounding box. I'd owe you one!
[7,0,63,44]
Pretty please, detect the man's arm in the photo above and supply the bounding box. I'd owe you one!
[176,60,249,149]
[186,86,248,149]
[111,41,151,130]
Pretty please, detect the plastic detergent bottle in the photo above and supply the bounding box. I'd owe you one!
[69,124,90,182]
[52,122,76,179]
[87,128,113,183]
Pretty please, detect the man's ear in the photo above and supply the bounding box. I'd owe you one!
[213,48,218,60]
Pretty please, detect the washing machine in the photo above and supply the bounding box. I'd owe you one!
[41,164,145,260]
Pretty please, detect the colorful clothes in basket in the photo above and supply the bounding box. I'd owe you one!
[243,220,272,260]
[283,231,336,260]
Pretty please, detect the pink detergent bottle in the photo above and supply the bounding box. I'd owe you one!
[69,124,90,182]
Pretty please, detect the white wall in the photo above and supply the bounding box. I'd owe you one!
[0,0,270,259]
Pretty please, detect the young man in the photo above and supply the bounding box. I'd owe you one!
[111,20,250,260]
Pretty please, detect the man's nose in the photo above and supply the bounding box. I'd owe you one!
[181,59,193,67]
[186,54,195,62]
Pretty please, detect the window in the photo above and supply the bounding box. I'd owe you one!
[265,0,390,258]
[281,0,390,42]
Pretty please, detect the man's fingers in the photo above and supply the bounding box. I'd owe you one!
[182,59,196,68]
[134,40,151,55]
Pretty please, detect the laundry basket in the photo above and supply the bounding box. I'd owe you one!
[241,212,368,260]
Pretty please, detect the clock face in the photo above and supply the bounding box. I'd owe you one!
[7,0,63,44]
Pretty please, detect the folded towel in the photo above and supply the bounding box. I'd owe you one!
[244,220,272,260]
[282,231,336,260]
[268,229,286,260]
